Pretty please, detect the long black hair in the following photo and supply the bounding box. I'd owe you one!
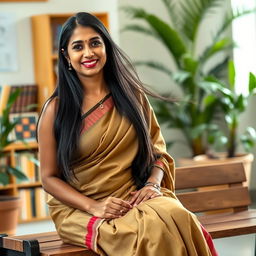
[43,12,163,189]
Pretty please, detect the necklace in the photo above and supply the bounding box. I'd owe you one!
[82,93,111,119]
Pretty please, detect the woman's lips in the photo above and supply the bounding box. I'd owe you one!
[81,60,98,68]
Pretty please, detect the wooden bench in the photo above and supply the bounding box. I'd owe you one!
[175,162,256,240]
[1,161,256,255]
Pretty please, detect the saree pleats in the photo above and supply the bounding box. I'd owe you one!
[47,95,216,256]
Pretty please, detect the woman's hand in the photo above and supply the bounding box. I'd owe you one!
[88,197,133,219]
[129,185,162,206]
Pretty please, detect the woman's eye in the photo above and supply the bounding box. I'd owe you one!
[72,44,83,50]
[91,40,101,47]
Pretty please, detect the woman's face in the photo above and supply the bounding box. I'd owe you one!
[66,25,107,79]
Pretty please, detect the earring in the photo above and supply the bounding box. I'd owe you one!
[68,61,72,71]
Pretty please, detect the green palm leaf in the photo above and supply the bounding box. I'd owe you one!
[207,56,229,78]
[161,0,179,27]
[0,172,9,186]
[179,0,222,41]
[134,60,173,77]
[200,38,235,64]
[122,6,186,66]
[121,24,157,38]
[214,8,256,41]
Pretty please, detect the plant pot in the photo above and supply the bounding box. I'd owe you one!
[178,153,254,187]
[0,196,21,235]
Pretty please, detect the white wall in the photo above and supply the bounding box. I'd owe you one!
[0,0,119,85]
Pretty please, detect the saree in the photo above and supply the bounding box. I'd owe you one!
[47,94,218,256]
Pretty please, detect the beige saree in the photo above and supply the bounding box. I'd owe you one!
[47,94,217,256]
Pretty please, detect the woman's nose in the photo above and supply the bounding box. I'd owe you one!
[83,47,94,58]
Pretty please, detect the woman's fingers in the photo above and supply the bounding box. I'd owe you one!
[102,197,133,218]
[133,187,162,205]
[129,191,140,205]
[111,198,133,210]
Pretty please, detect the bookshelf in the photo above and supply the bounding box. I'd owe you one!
[1,141,50,223]
[31,12,109,111]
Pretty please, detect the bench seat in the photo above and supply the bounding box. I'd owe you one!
[199,209,256,238]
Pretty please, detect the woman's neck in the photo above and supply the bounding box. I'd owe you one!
[80,73,109,97]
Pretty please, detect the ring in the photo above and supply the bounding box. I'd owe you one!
[120,209,123,213]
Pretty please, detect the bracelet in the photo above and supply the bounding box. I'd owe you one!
[144,182,161,191]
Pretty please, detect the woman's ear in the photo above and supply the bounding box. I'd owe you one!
[61,48,69,61]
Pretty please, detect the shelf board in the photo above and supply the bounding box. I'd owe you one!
[0,184,15,191]
[4,141,38,151]
[19,216,51,224]
[17,182,42,189]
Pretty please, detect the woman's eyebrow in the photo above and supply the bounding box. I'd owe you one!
[71,37,101,45]
[71,40,83,45]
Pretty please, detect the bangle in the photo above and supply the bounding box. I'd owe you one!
[144,182,161,191]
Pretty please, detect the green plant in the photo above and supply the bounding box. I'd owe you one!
[122,0,255,157]
[200,60,256,157]
[0,89,27,186]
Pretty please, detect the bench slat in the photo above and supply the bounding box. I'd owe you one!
[41,245,97,256]
[177,187,251,212]
[198,209,256,225]
[203,218,256,238]
[14,232,60,242]
[175,162,245,189]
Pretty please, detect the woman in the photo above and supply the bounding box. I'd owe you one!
[37,12,218,256]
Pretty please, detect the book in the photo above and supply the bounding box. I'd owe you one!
[35,187,49,218]
[9,85,38,113]
[18,188,32,220]
[15,152,38,184]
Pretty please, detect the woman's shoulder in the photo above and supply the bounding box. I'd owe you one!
[38,96,59,125]
[41,97,59,116]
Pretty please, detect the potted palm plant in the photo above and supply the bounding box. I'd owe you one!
[192,60,256,185]
[121,0,255,155]
[0,88,28,235]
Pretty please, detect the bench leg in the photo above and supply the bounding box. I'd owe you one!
[23,239,40,256]
[255,234,256,256]
[0,234,40,256]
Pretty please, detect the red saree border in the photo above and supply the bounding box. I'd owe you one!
[154,160,164,168]
[81,97,114,134]
[153,159,165,173]
[200,224,219,256]
[85,216,104,251]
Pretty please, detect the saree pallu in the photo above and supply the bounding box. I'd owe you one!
[47,95,218,256]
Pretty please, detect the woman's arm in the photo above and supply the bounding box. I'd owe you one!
[38,99,132,218]
[129,94,175,206]
[147,166,164,186]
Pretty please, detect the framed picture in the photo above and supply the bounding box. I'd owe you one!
[10,112,38,142]
[0,13,18,72]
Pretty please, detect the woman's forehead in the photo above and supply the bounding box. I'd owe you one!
[69,26,102,42]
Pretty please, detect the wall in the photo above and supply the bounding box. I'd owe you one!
[0,0,119,85]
